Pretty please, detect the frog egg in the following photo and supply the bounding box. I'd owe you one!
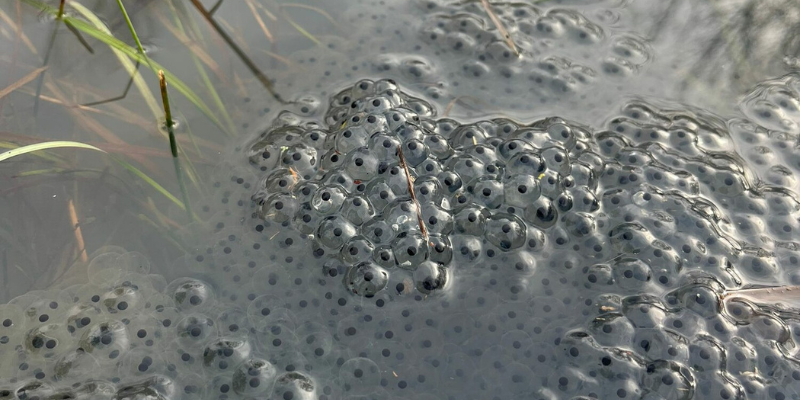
[344,147,381,181]
[79,320,130,363]
[335,125,371,154]
[341,236,376,264]
[345,262,390,297]
[202,336,253,374]
[247,297,297,333]
[126,315,167,350]
[165,277,216,312]
[272,372,317,400]
[414,261,449,294]
[294,321,335,364]
[525,197,558,229]
[61,303,99,337]
[361,218,395,245]
[439,170,464,194]
[427,234,453,265]
[454,206,491,236]
[317,216,358,251]
[341,196,376,226]
[339,357,381,396]
[383,200,424,234]
[25,323,70,358]
[8,291,61,328]
[391,232,430,270]
[0,305,26,354]
[506,151,546,176]
[484,213,527,250]
[232,358,278,396]
[68,379,117,398]
[116,375,177,399]
[373,245,396,268]
[175,314,217,347]
[53,348,101,381]
[99,283,142,315]
[257,193,300,224]
[118,348,171,378]
[467,176,505,209]
[366,179,399,211]
[12,381,54,400]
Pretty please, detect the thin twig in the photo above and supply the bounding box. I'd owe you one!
[396,146,429,242]
[67,198,88,263]
[479,0,519,57]
[209,0,224,16]
[81,61,139,107]
[188,0,284,102]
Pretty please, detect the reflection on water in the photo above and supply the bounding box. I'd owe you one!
[0,0,799,399]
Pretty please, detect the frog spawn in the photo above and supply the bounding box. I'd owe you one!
[1,78,800,399]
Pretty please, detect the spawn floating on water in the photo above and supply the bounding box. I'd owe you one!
[3,74,798,398]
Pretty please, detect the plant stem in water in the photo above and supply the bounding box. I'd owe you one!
[188,0,284,102]
[159,70,193,221]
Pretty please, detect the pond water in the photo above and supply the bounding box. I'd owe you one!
[1,0,799,399]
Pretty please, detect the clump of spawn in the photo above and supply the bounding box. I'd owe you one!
[245,79,800,399]
[273,0,654,122]
[1,78,800,399]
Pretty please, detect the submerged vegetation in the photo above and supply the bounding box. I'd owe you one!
[0,0,311,299]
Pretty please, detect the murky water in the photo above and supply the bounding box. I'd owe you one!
[1,0,799,399]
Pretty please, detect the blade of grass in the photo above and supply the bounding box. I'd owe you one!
[0,8,37,54]
[0,67,47,99]
[188,0,285,102]
[0,140,65,163]
[20,0,229,135]
[0,140,187,211]
[174,110,205,186]
[45,80,162,174]
[280,4,338,29]
[161,3,236,134]
[245,0,274,43]
[0,140,101,162]
[67,1,161,120]
[479,0,520,57]
[137,213,187,252]
[159,70,194,221]
[115,0,148,63]
[280,8,321,46]
[71,0,228,135]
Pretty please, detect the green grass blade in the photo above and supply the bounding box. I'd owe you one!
[0,140,103,162]
[115,0,148,61]
[0,140,187,211]
[20,0,229,136]
[70,1,161,121]
[111,156,186,212]
[167,1,236,135]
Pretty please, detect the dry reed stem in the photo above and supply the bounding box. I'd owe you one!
[396,146,429,242]
[0,66,47,99]
[245,0,274,43]
[479,0,519,57]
